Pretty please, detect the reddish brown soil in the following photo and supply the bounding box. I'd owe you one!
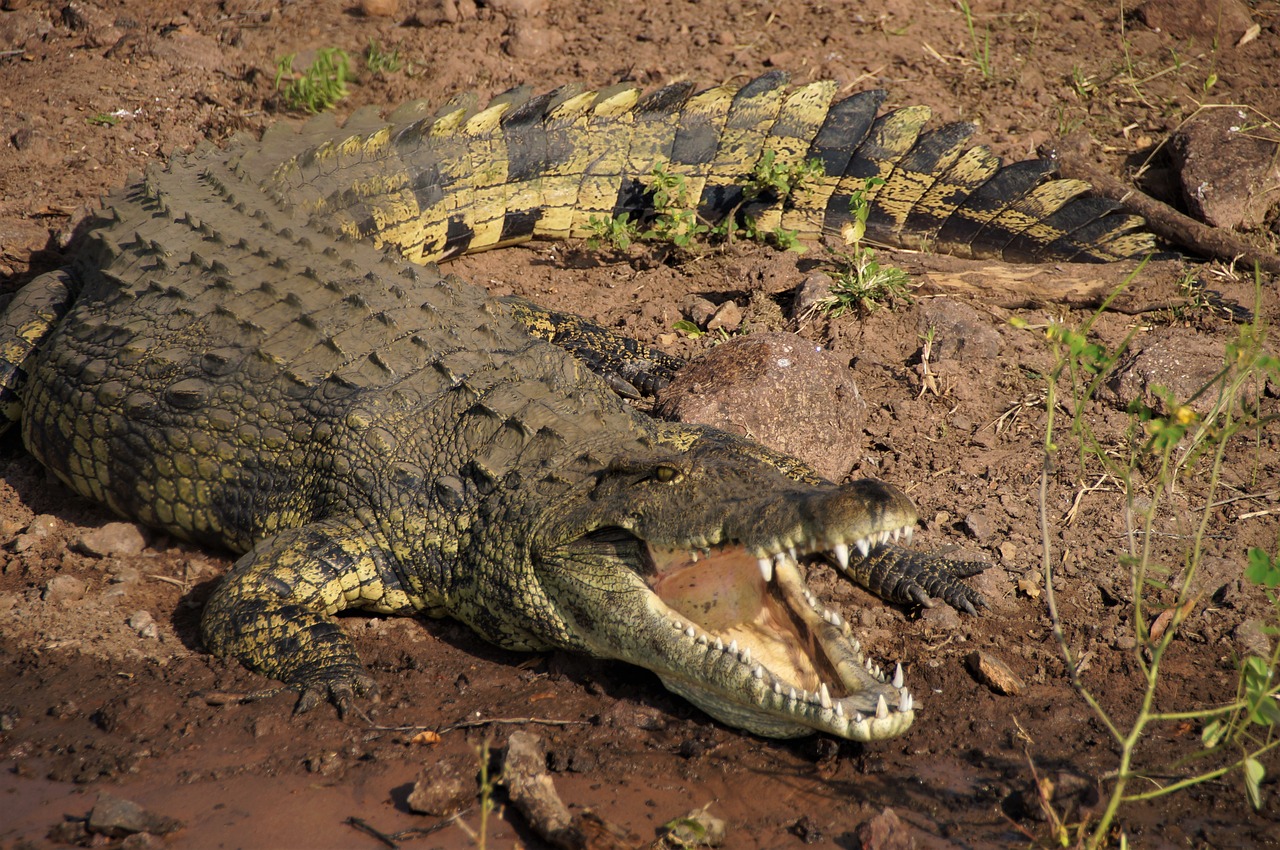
[2,1,1279,847]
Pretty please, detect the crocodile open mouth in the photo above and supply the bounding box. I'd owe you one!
[644,531,915,731]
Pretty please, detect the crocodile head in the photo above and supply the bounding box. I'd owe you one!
[530,444,920,741]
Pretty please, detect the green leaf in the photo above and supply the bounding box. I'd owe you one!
[1245,547,1280,588]
[1201,718,1226,749]
[1244,756,1265,810]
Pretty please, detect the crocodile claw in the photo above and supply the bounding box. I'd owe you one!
[294,670,380,717]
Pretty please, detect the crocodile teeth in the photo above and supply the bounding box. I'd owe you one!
[835,701,845,718]
[819,683,832,710]
[740,647,751,664]
[899,688,913,713]
[904,526,915,544]
[685,626,696,639]
[727,639,738,655]
[875,694,889,720]
[855,538,871,558]
[714,637,724,651]
[892,662,904,689]
[789,687,798,702]
[774,681,783,695]
[833,542,850,569]
[753,664,763,679]
[757,557,774,583]
[892,528,902,543]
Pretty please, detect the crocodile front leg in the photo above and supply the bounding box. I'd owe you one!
[200,516,416,714]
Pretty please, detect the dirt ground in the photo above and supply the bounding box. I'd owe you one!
[2,0,1280,847]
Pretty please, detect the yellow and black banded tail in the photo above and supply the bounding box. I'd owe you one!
[250,70,1153,266]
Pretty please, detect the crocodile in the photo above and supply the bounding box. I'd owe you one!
[0,72,1151,740]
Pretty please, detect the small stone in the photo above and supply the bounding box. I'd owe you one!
[127,610,156,639]
[790,272,833,322]
[74,522,148,558]
[87,793,181,838]
[1170,107,1280,231]
[42,575,86,604]
[682,295,718,326]
[962,511,994,543]
[360,0,401,16]
[1234,619,1272,659]
[997,541,1017,563]
[705,300,742,331]
[917,298,1002,361]
[487,0,547,15]
[919,603,962,632]
[855,807,914,850]
[13,514,58,553]
[503,18,563,59]
[966,650,1025,696]
[407,752,472,816]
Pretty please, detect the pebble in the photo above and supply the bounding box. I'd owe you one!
[42,574,86,604]
[407,752,473,816]
[74,522,148,558]
[127,610,156,639]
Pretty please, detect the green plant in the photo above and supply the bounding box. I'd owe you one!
[586,212,642,250]
[274,48,351,113]
[86,112,120,127]
[957,0,994,80]
[364,38,403,75]
[1015,268,1280,847]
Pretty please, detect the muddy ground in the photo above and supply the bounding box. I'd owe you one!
[2,0,1280,847]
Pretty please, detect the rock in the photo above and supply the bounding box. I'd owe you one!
[74,522,148,557]
[917,299,1002,362]
[406,752,473,816]
[962,511,994,543]
[86,793,182,839]
[13,514,58,553]
[501,732,583,849]
[1136,0,1255,44]
[127,610,156,639]
[42,574,86,604]
[705,300,741,332]
[655,333,864,480]
[503,18,563,59]
[855,807,915,850]
[360,0,400,16]
[487,0,547,15]
[1102,329,1255,415]
[790,272,833,322]
[1234,619,1272,659]
[966,650,1025,696]
[1169,108,1280,231]
[681,295,718,326]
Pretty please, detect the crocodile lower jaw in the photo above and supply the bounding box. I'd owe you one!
[645,536,916,740]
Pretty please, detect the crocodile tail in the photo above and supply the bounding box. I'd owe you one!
[0,269,77,428]
[253,72,1153,264]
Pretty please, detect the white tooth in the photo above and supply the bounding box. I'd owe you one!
[753,664,763,679]
[855,538,870,557]
[835,701,845,718]
[740,647,751,664]
[833,543,850,569]
[865,659,875,672]
[789,687,798,702]
[774,681,783,695]
[672,620,684,630]
[788,546,798,561]
[690,550,699,563]
[904,526,915,544]
[685,626,696,638]
[697,634,708,645]
[892,527,902,543]
[757,557,774,583]
[714,637,724,651]
[892,663,904,689]
[819,683,832,710]
[899,687,913,713]
[853,711,864,724]
[875,694,889,719]
[728,639,738,655]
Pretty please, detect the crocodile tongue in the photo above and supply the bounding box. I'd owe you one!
[647,543,897,712]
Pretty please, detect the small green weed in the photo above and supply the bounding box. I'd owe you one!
[957,0,994,80]
[586,212,643,250]
[274,48,351,113]
[364,38,403,75]
[804,176,911,317]
[86,112,120,127]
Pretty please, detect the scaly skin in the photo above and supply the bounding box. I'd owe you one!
[1,74,1146,740]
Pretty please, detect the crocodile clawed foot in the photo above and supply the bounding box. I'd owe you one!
[294,670,380,719]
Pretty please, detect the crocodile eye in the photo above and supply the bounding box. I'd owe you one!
[653,465,680,483]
